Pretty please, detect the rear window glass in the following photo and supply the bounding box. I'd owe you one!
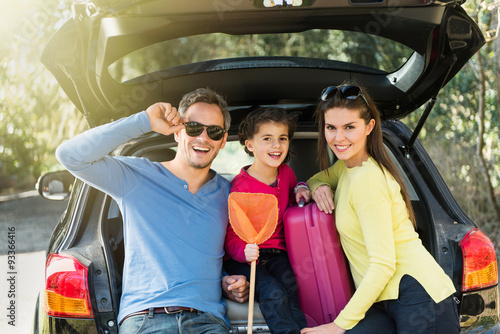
[211,141,254,180]
[109,30,413,83]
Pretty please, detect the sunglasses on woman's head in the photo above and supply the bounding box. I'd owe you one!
[182,122,226,141]
[320,85,369,106]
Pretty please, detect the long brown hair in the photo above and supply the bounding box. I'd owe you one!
[314,84,416,228]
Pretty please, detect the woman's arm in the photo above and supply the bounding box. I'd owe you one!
[305,161,343,213]
[333,169,397,330]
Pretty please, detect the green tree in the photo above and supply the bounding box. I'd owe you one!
[403,0,500,243]
[0,0,85,188]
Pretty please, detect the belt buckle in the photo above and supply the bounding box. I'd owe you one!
[164,307,183,314]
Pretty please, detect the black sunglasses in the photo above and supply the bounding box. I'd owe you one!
[320,85,369,106]
[182,122,226,141]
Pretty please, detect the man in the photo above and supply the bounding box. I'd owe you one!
[56,88,249,333]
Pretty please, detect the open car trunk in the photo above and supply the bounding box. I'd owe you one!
[41,0,484,127]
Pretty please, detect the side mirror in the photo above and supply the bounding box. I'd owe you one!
[36,171,75,200]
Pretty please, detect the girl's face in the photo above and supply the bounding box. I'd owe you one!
[245,122,290,170]
[324,107,375,168]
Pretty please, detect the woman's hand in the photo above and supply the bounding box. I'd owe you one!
[244,243,259,262]
[301,322,346,334]
[312,185,335,214]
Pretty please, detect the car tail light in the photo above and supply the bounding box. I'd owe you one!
[44,253,93,318]
[459,228,498,292]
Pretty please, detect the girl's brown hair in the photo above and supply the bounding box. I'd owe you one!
[315,84,416,228]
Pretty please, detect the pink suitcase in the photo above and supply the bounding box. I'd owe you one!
[284,202,354,327]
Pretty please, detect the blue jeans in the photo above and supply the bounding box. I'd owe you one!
[119,308,229,334]
[224,248,307,334]
[348,275,459,334]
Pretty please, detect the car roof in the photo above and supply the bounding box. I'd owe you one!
[42,0,484,127]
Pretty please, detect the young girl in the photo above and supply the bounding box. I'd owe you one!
[297,84,459,334]
[224,107,309,334]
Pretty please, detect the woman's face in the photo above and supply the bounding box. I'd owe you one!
[324,107,375,168]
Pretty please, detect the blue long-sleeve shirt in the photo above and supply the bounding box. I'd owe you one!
[56,111,231,325]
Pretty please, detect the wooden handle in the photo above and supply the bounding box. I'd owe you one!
[247,260,256,334]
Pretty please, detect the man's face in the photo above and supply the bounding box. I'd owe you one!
[175,102,228,170]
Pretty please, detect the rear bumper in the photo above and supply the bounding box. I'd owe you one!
[460,285,500,332]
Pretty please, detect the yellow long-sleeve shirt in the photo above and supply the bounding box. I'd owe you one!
[307,157,456,330]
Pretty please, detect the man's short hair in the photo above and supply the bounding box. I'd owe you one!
[178,88,231,131]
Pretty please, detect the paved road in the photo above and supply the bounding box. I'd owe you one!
[0,189,68,255]
[0,189,67,334]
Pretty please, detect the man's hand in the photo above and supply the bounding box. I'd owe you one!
[145,102,187,136]
[222,275,249,303]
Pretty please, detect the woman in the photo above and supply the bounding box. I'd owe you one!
[296,84,459,334]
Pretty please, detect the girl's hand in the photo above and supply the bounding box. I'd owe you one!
[244,243,259,262]
[312,185,335,214]
[301,322,346,334]
[296,187,311,205]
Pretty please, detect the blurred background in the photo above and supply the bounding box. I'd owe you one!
[0,0,499,332]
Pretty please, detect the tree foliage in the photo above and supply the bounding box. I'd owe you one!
[401,1,500,241]
[0,0,85,188]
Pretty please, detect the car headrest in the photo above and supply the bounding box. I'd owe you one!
[141,148,176,162]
